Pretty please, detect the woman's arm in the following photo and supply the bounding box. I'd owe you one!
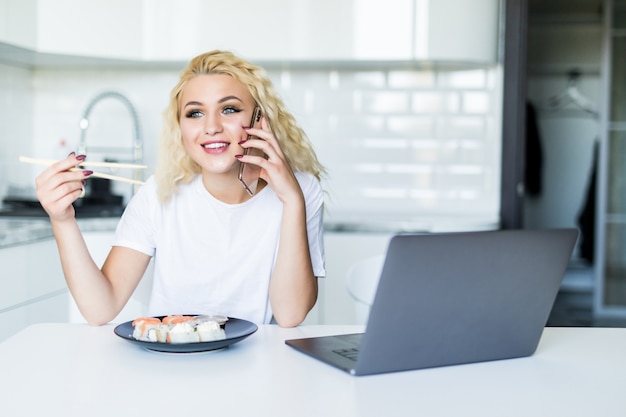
[52,221,150,325]
[36,153,150,325]
[238,120,318,327]
[268,190,318,327]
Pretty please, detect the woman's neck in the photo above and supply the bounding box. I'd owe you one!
[201,172,251,204]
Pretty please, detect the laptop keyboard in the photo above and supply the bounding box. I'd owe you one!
[332,347,360,361]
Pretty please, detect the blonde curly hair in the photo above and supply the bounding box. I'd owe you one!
[155,50,325,202]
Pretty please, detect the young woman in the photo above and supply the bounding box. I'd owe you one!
[35,50,326,328]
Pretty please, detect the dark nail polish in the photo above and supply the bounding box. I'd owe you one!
[75,154,86,161]
[68,151,76,157]
[238,140,247,145]
[234,154,243,159]
[82,170,94,176]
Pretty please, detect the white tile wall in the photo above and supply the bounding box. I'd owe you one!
[0,62,34,197]
[281,67,502,227]
[0,61,501,228]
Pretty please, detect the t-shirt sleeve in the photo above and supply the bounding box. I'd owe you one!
[111,176,158,257]
[298,173,326,278]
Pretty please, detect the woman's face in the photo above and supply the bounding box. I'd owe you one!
[178,73,255,177]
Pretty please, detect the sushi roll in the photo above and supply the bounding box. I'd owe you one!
[132,317,164,342]
[166,322,199,343]
[196,320,226,342]
[131,314,229,344]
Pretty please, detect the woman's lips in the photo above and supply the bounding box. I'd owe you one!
[201,141,230,153]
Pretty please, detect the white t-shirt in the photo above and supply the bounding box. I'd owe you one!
[112,172,325,324]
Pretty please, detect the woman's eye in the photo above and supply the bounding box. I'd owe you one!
[186,110,203,118]
[222,106,241,115]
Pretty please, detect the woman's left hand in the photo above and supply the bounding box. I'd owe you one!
[237,117,303,204]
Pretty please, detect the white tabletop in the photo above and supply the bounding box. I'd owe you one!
[1,324,625,417]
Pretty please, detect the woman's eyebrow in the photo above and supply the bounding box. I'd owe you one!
[182,100,202,108]
[182,96,243,108]
[218,95,243,104]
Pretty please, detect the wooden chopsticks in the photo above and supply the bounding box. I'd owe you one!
[19,156,146,185]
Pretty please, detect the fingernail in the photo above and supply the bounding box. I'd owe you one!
[75,154,86,161]
[68,151,76,157]
[238,140,247,145]
[234,154,243,159]
[243,126,251,130]
[82,170,94,176]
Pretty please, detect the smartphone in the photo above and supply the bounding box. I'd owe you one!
[238,106,264,195]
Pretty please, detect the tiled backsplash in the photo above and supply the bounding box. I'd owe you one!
[0,61,501,230]
[0,63,34,198]
[290,66,502,229]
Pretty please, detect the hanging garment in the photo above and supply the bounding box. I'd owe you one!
[577,140,598,264]
[525,102,543,196]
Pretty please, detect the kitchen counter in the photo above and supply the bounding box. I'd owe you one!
[1,324,625,416]
[324,216,499,234]
[1,215,499,249]
[0,217,119,248]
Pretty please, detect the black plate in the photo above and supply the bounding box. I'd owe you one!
[114,316,258,353]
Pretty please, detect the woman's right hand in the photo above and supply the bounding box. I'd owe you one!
[35,152,92,222]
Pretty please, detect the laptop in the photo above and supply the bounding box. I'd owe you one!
[285,228,578,376]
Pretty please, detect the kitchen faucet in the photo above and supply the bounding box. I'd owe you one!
[78,91,144,191]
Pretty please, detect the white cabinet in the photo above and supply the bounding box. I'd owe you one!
[142,0,416,61]
[0,0,37,49]
[0,291,68,343]
[145,0,499,63]
[0,238,67,342]
[0,229,150,342]
[0,239,65,313]
[35,0,143,60]
[0,0,499,63]
[420,0,499,63]
[0,0,142,59]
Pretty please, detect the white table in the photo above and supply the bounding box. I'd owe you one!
[1,324,625,417]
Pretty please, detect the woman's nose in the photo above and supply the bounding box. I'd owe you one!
[204,114,223,135]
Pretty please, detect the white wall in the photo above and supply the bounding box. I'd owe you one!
[1,62,502,224]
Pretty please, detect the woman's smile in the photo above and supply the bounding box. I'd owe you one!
[201,140,231,153]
